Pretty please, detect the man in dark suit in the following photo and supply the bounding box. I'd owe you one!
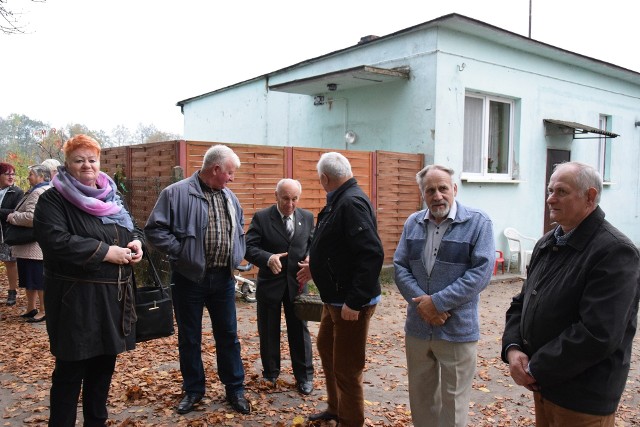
[245,178,315,395]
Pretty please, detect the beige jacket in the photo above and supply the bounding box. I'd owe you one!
[9,184,50,260]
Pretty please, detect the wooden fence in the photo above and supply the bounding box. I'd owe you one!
[102,141,424,265]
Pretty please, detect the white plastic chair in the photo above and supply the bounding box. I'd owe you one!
[503,227,538,274]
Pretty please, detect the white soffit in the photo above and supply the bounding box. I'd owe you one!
[269,65,410,95]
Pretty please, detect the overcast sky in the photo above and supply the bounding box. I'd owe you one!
[2,0,638,137]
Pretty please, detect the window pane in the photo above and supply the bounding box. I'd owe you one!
[488,101,510,174]
[599,115,611,181]
[463,97,483,173]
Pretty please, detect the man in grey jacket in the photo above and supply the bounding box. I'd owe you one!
[394,164,495,427]
[144,145,250,415]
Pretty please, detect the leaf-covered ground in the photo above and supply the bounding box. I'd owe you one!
[1,275,639,426]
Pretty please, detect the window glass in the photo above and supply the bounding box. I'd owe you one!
[463,97,483,173]
[598,115,611,181]
[463,93,514,177]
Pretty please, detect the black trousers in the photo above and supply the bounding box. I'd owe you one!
[257,285,313,382]
[48,354,117,427]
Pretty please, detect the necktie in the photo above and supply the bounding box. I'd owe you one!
[284,216,294,239]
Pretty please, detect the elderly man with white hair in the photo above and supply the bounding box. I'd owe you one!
[302,152,384,427]
[503,161,640,426]
[245,178,315,396]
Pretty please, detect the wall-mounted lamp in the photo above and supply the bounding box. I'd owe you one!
[345,130,357,144]
[327,83,338,91]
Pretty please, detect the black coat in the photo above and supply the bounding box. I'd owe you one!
[309,178,384,310]
[0,184,24,232]
[502,207,640,415]
[33,187,142,361]
[245,205,314,304]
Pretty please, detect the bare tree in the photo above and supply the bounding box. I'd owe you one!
[1,0,46,35]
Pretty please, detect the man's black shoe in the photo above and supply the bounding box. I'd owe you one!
[227,392,251,414]
[308,410,338,421]
[263,376,277,385]
[176,393,202,414]
[297,380,313,395]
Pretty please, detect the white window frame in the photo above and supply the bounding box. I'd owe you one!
[598,115,612,182]
[461,93,514,181]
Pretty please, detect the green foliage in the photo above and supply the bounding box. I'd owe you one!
[0,113,183,166]
[379,266,395,285]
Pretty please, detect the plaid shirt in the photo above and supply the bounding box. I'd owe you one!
[201,181,231,268]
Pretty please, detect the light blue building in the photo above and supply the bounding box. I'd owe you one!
[178,13,640,252]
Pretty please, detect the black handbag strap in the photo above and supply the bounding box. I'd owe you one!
[145,252,163,288]
[134,251,170,298]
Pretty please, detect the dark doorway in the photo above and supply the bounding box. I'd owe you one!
[544,149,571,233]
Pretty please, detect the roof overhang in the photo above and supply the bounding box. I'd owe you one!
[268,65,410,95]
[543,119,619,139]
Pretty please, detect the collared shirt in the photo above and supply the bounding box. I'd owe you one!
[199,178,231,268]
[276,206,295,228]
[423,201,458,275]
[553,225,576,246]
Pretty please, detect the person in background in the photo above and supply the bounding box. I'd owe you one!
[0,162,24,306]
[8,165,51,322]
[393,164,495,427]
[144,145,250,415]
[301,152,384,427]
[33,134,143,427]
[245,178,315,395]
[502,161,640,426]
[41,158,61,179]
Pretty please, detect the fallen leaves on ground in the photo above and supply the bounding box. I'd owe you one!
[1,275,639,426]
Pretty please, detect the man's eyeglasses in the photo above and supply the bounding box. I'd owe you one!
[1,173,16,177]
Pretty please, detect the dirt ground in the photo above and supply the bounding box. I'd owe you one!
[1,275,639,426]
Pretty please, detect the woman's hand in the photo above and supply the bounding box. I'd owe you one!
[105,244,140,265]
[127,239,143,264]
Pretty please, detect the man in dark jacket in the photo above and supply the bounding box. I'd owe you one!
[303,152,384,427]
[144,145,250,415]
[245,178,314,395]
[502,161,640,426]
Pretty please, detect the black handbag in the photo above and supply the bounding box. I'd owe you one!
[3,223,35,246]
[134,253,175,342]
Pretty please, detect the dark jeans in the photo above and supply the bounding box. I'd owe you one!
[172,269,245,396]
[317,303,376,427]
[257,285,313,382]
[48,354,117,427]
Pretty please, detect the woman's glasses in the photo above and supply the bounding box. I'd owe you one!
[1,173,16,177]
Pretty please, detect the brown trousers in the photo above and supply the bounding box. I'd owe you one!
[534,392,615,427]
[317,303,376,427]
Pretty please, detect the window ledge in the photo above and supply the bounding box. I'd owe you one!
[603,181,614,186]
[461,176,523,184]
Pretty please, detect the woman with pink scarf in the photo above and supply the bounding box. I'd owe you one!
[33,134,144,427]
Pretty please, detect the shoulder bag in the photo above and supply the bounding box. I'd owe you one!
[134,252,175,342]
[3,223,35,246]
[293,293,324,322]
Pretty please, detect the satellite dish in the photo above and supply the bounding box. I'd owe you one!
[345,130,357,144]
